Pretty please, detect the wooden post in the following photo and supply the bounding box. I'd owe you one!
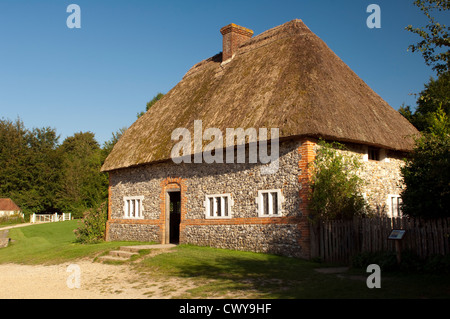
[395,240,402,264]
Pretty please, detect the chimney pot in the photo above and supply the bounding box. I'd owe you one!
[220,23,253,62]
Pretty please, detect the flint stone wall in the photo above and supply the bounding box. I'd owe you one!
[107,138,406,258]
[183,224,303,257]
[106,223,160,242]
[108,139,305,257]
[332,143,406,215]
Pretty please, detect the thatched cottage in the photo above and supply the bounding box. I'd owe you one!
[0,198,22,217]
[101,20,418,258]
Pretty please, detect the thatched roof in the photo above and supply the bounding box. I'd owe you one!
[101,19,419,172]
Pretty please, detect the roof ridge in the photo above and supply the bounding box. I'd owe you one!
[183,20,310,80]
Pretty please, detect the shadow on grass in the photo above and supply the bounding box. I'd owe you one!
[138,245,450,299]
[138,245,379,298]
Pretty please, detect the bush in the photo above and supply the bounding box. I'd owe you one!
[400,107,450,218]
[351,250,450,273]
[74,203,107,244]
[423,254,450,274]
[351,251,398,272]
[308,140,368,222]
[0,213,25,226]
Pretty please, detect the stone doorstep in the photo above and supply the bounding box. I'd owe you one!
[97,244,177,262]
[0,238,10,249]
[109,250,138,258]
[97,254,131,262]
[120,244,177,253]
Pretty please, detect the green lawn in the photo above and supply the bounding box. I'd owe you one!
[1,221,449,298]
[137,244,450,299]
[0,220,152,264]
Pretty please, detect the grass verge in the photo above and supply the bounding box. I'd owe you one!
[134,244,450,299]
[0,220,153,265]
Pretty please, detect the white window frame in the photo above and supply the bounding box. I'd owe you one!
[363,146,389,162]
[123,196,144,219]
[204,194,232,219]
[387,194,402,218]
[257,189,283,217]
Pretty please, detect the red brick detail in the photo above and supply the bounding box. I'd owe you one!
[105,174,112,241]
[297,138,317,258]
[220,23,253,61]
[297,138,316,215]
[160,177,187,244]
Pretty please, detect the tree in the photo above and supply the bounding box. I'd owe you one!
[102,127,127,159]
[308,141,368,222]
[406,0,450,75]
[399,71,450,131]
[400,107,450,218]
[0,118,61,216]
[137,92,164,118]
[56,132,108,218]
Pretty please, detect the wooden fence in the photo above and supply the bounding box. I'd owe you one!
[311,217,450,263]
[30,213,72,224]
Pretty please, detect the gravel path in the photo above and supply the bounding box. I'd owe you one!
[0,259,195,299]
[0,223,195,299]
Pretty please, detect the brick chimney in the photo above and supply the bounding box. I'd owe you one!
[220,23,254,62]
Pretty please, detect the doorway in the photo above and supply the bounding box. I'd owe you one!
[167,190,181,244]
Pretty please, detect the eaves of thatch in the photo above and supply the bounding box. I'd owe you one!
[101,19,419,172]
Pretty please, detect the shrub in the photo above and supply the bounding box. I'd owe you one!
[74,203,107,244]
[423,254,450,274]
[308,140,368,222]
[0,213,25,226]
[351,250,450,273]
[351,251,398,272]
[400,107,450,218]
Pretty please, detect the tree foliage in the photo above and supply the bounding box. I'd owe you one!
[56,132,108,218]
[406,0,450,75]
[137,92,164,118]
[400,108,450,218]
[308,141,368,222]
[0,118,61,215]
[0,117,122,220]
[399,71,450,131]
[102,127,126,157]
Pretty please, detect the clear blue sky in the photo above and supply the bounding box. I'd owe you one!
[0,0,443,145]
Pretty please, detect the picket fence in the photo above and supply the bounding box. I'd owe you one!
[30,213,72,224]
[310,217,450,263]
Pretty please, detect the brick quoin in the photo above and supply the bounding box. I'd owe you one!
[160,177,187,244]
[297,138,317,258]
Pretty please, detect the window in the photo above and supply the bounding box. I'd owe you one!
[364,147,389,162]
[205,194,232,219]
[368,147,380,161]
[258,189,282,217]
[123,196,144,219]
[387,195,402,218]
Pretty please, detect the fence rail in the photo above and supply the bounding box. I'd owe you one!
[30,213,72,224]
[311,217,450,263]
